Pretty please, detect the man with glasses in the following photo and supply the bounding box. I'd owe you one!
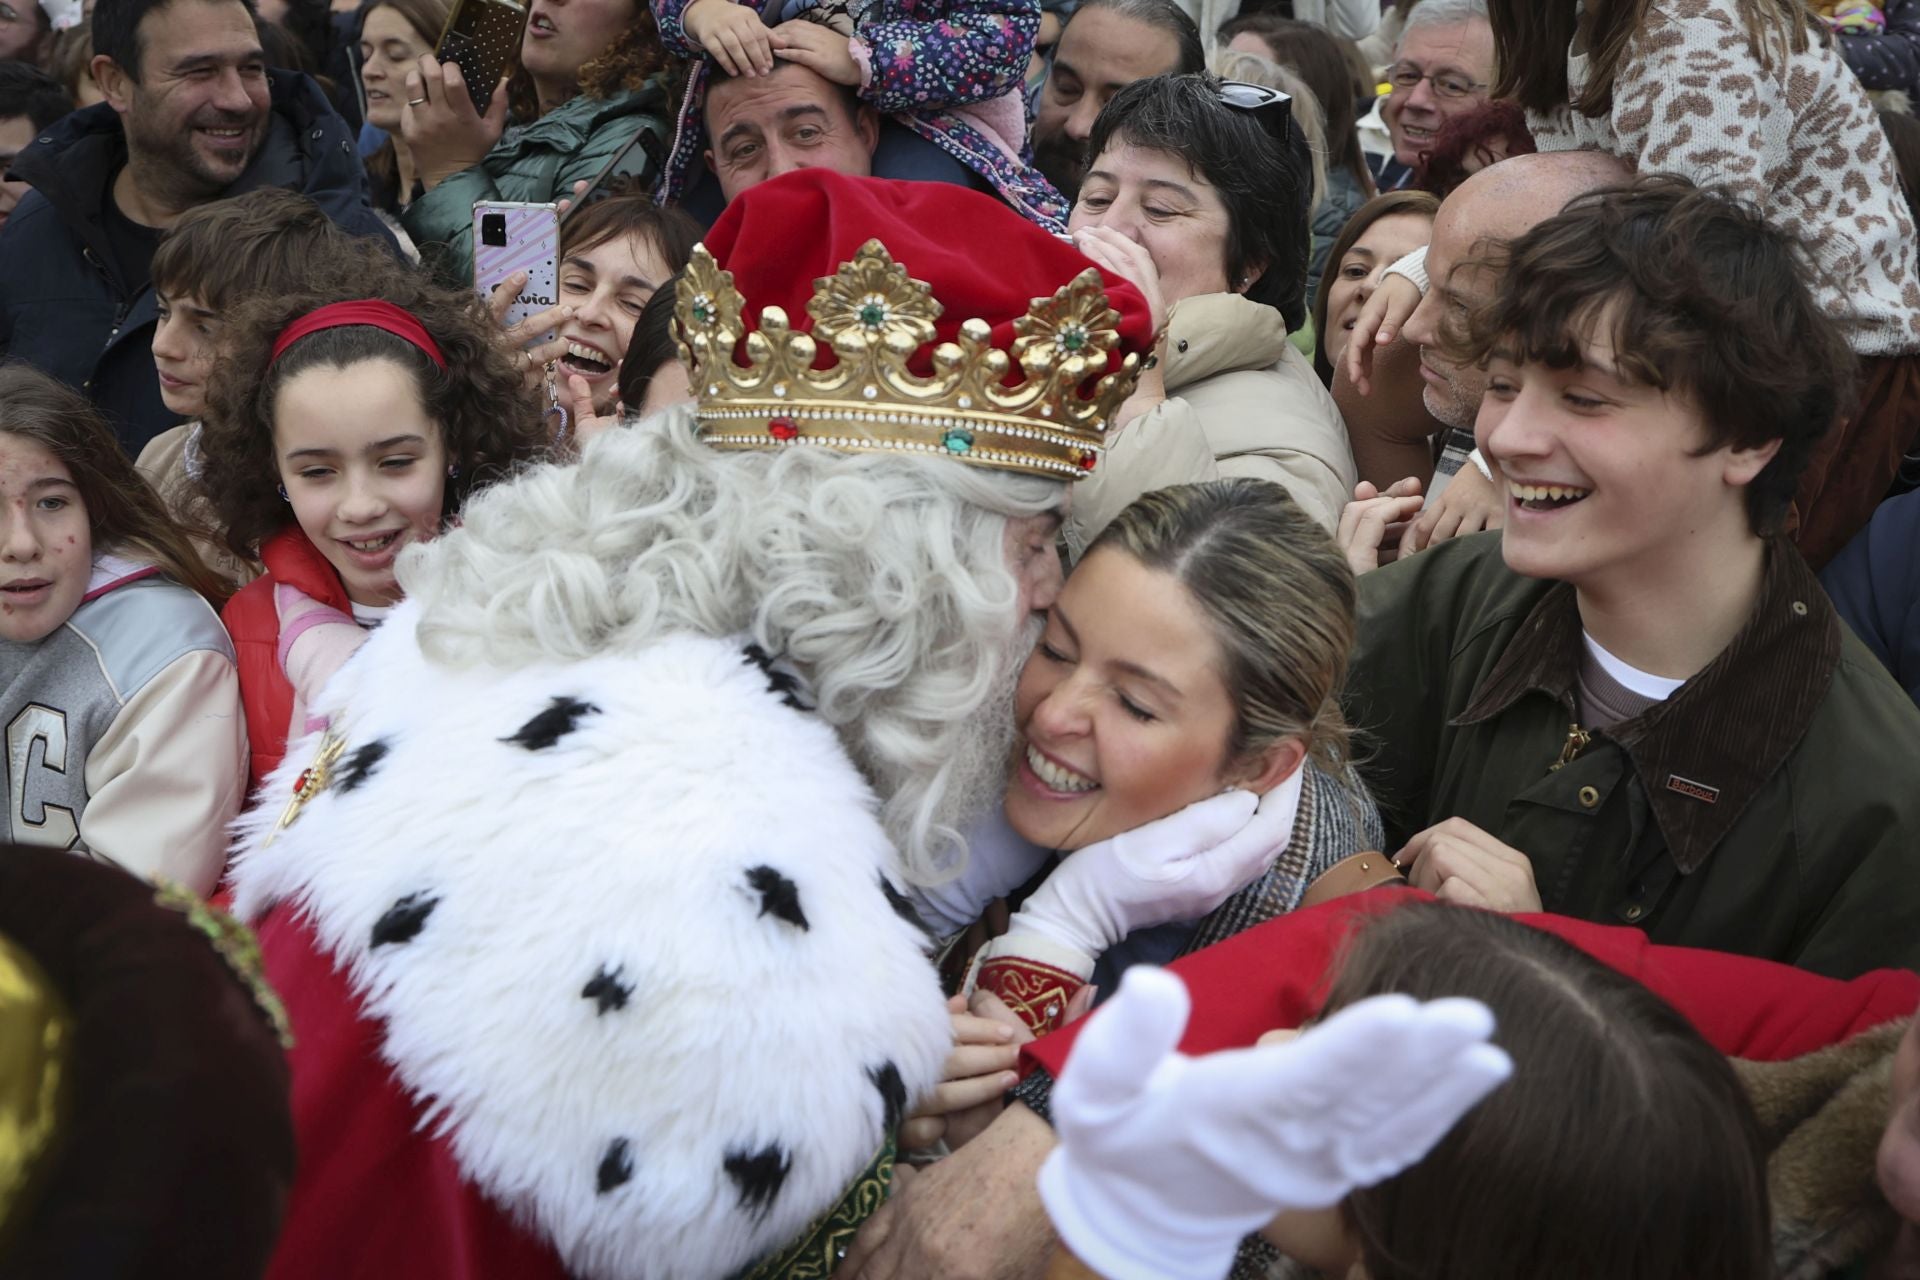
[1366,0,1493,190]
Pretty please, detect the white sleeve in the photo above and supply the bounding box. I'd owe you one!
[1383,245,1429,293]
[81,649,249,897]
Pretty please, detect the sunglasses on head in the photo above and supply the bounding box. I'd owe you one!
[1214,79,1294,143]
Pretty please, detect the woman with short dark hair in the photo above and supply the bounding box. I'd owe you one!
[1064,73,1358,548]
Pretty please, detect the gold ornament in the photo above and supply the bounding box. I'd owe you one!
[266,730,347,846]
[153,881,295,1049]
[676,240,1140,481]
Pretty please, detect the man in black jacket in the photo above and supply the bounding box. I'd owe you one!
[0,0,395,454]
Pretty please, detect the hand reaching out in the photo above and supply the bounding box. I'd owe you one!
[1336,477,1425,575]
[1039,967,1511,1280]
[1341,272,1423,397]
[1402,459,1503,555]
[901,995,1024,1152]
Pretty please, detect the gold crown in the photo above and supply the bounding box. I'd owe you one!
[675,240,1141,481]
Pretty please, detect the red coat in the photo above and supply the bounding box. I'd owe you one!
[1023,891,1920,1078]
[221,528,352,791]
[256,905,571,1280]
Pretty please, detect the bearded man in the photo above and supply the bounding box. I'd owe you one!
[223,169,1291,1280]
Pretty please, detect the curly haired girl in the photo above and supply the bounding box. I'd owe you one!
[199,239,552,787]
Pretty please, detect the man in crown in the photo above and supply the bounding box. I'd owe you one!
[217,168,1237,1280]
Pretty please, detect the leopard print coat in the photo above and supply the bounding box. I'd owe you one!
[1530,0,1920,357]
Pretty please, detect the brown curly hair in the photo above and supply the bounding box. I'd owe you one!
[198,237,552,560]
[505,4,670,120]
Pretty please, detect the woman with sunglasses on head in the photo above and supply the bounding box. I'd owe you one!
[1344,0,1920,567]
[1064,73,1357,554]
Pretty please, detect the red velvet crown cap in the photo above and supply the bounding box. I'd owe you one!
[699,169,1155,378]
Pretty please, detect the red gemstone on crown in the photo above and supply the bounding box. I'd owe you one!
[769,416,799,441]
[1077,452,1098,472]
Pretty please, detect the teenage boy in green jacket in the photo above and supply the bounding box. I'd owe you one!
[1340,176,1920,980]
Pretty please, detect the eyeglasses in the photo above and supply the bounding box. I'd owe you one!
[1385,63,1487,100]
[1214,79,1294,143]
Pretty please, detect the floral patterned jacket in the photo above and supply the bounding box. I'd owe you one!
[652,0,1069,230]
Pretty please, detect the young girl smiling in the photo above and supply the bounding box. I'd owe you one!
[199,242,552,788]
[0,363,242,895]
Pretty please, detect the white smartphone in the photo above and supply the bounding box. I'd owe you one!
[472,200,560,338]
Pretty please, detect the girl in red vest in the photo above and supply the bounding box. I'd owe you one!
[200,241,551,789]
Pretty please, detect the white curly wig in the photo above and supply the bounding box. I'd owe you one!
[396,407,1063,885]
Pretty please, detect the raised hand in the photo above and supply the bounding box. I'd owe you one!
[1341,271,1422,397]
[401,55,508,191]
[1039,967,1511,1280]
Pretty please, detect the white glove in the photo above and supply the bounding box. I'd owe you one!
[1012,768,1306,962]
[1038,966,1512,1280]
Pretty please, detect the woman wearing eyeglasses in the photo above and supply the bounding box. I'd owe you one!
[1062,73,1359,554]
[1346,0,1920,568]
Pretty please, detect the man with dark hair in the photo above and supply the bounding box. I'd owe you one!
[0,0,392,455]
[703,58,879,205]
[1030,0,1201,200]
[0,60,72,235]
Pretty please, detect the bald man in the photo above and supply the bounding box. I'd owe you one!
[1403,151,1632,434]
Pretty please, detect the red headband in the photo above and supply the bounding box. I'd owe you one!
[269,300,449,370]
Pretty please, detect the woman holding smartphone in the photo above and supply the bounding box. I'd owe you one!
[396,0,675,283]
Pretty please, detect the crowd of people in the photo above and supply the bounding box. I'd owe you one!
[2,0,1920,1274]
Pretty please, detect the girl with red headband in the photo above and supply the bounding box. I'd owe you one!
[199,241,553,789]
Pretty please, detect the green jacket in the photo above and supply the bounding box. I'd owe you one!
[1345,532,1920,979]
[402,78,673,285]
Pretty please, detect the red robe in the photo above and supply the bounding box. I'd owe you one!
[1022,891,1920,1078]
[257,907,570,1280]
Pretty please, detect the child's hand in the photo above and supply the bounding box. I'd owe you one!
[899,995,1023,1152]
[686,0,775,76]
[769,19,863,87]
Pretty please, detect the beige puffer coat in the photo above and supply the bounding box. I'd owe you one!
[1066,292,1358,556]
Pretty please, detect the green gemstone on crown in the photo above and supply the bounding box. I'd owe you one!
[1060,325,1088,352]
[942,428,975,454]
[859,301,888,328]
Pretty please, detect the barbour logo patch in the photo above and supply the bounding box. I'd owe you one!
[1666,775,1720,804]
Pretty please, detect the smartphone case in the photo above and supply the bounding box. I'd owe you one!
[473,201,560,335]
[434,0,529,115]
